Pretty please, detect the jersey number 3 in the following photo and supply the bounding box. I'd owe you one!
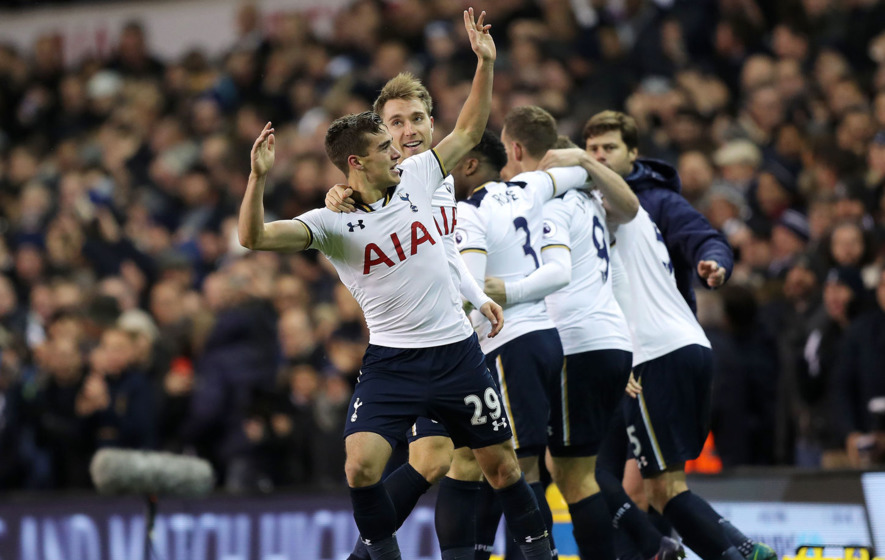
[513,217,540,269]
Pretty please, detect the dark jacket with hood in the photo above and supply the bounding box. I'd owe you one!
[625,159,734,313]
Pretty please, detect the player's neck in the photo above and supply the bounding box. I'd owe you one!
[347,174,391,205]
[518,156,542,174]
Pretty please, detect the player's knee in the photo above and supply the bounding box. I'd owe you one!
[344,456,384,488]
[409,437,454,484]
[481,453,523,489]
[644,476,679,512]
[518,455,541,483]
[447,448,483,481]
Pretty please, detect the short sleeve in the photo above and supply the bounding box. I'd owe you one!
[397,149,447,200]
[431,176,457,208]
[454,202,487,255]
[511,166,589,207]
[541,196,572,252]
[294,208,336,255]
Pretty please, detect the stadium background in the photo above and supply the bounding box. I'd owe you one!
[1,0,885,558]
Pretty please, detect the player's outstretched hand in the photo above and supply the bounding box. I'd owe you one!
[251,122,275,176]
[698,260,726,288]
[325,184,356,213]
[625,371,642,399]
[484,277,506,305]
[464,7,495,63]
[539,147,587,170]
[480,301,504,338]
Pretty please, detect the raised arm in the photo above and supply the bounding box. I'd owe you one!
[540,148,639,224]
[433,8,496,174]
[238,123,311,252]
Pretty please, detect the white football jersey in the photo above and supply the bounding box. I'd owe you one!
[542,190,632,355]
[455,168,586,353]
[431,176,461,290]
[610,207,710,366]
[296,150,472,348]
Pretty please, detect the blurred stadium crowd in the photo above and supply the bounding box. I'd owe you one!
[1,0,885,492]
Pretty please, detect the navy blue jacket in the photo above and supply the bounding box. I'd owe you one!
[625,159,734,314]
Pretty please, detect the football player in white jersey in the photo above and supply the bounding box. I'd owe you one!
[482,138,684,560]
[238,11,555,560]
[544,143,764,560]
[327,73,506,560]
[579,112,775,560]
[449,109,592,560]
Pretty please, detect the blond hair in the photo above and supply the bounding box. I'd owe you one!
[373,72,433,117]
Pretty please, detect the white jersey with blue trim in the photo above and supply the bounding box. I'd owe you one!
[296,149,472,348]
[542,190,632,355]
[431,176,461,290]
[455,168,586,353]
[610,207,710,366]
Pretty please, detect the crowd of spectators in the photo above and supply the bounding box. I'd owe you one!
[1,0,885,492]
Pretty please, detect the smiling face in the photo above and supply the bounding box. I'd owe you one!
[380,97,434,159]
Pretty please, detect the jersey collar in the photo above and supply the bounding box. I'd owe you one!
[356,185,397,212]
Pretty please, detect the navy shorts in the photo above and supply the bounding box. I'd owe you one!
[407,416,450,444]
[622,344,713,477]
[343,333,512,450]
[486,328,563,458]
[549,349,632,457]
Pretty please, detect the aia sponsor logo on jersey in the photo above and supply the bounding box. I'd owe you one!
[362,221,436,274]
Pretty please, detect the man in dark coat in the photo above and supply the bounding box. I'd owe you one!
[583,111,734,311]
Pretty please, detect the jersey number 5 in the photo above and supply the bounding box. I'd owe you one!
[513,217,540,269]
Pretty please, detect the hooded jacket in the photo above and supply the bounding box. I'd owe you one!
[625,159,734,314]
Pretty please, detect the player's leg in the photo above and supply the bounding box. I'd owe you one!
[432,334,552,560]
[345,431,401,560]
[597,397,683,560]
[548,349,626,560]
[487,329,563,558]
[348,421,451,560]
[436,446,484,560]
[342,345,437,560]
[410,434,455,483]
[629,345,748,560]
[472,441,553,560]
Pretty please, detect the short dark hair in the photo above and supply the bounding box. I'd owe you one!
[503,106,558,159]
[469,130,508,173]
[324,112,385,175]
[582,110,639,151]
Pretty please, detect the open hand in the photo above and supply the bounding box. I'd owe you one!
[251,122,275,176]
[464,8,496,63]
[479,301,504,338]
[326,184,356,213]
[698,260,726,288]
